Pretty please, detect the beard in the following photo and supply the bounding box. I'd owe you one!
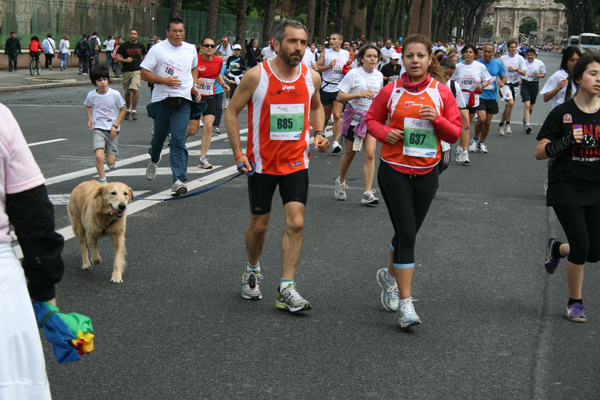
[279,48,303,67]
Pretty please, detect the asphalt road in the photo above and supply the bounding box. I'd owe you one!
[1,52,599,399]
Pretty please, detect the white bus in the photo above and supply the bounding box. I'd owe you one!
[579,33,600,53]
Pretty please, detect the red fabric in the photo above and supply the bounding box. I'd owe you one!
[366,77,462,175]
[29,40,43,53]
[197,55,223,96]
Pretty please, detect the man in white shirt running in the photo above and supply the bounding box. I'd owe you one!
[316,32,350,153]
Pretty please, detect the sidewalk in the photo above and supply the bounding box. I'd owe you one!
[0,65,122,92]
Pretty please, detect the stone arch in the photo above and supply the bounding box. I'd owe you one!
[519,16,538,35]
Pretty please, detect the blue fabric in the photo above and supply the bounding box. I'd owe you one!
[148,101,191,182]
[393,263,415,269]
[33,302,80,364]
[477,58,506,100]
[214,65,225,95]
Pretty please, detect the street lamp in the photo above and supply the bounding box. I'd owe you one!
[151,0,156,41]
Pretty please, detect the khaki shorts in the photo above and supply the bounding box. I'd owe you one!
[122,70,141,94]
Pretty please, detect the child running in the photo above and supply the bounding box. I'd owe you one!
[84,66,126,183]
[535,53,600,323]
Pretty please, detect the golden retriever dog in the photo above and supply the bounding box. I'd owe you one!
[68,181,134,283]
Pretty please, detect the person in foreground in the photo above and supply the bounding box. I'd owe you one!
[366,34,462,328]
[225,19,329,313]
[0,103,65,399]
[535,53,600,323]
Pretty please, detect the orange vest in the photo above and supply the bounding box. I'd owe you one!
[380,79,444,171]
[247,61,314,175]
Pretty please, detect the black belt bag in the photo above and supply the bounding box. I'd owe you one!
[162,97,188,109]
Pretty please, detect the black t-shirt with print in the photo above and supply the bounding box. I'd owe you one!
[537,98,600,207]
[117,41,147,72]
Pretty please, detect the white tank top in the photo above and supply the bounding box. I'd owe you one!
[321,48,350,92]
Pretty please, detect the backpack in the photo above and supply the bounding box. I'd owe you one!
[92,37,100,53]
[75,38,90,56]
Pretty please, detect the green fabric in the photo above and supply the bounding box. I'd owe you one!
[43,302,93,335]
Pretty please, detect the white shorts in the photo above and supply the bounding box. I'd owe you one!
[0,243,51,399]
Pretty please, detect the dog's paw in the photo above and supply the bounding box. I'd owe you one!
[81,263,92,270]
[92,256,102,265]
[110,273,123,284]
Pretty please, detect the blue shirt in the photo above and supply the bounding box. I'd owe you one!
[214,65,225,95]
[476,58,506,100]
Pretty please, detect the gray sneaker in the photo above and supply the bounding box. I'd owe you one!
[361,190,379,206]
[212,126,220,134]
[242,271,263,300]
[335,177,348,201]
[398,297,421,329]
[198,157,213,169]
[125,111,131,120]
[131,111,138,121]
[146,159,159,180]
[376,268,399,311]
[171,180,187,196]
[276,283,311,312]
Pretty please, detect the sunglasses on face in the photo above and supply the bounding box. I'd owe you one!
[203,44,216,48]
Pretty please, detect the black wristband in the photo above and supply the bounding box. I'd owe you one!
[545,132,575,158]
[314,131,325,137]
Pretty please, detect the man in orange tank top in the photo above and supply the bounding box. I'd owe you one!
[225,19,329,313]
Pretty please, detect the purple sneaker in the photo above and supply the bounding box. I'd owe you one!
[566,302,587,323]
[545,237,561,274]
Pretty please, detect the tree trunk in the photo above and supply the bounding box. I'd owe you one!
[317,0,330,43]
[417,0,426,35]
[382,0,392,41]
[236,0,248,45]
[307,0,317,43]
[206,0,220,39]
[366,0,380,42]
[169,0,182,19]
[404,0,412,37]
[262,0,276,45]
[346,0,359,41]
[335,0,347,34]
[392,0,401,41]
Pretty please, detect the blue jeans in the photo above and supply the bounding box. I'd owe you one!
[149,102,190,183]
[60,53,68,70]
[105,52,112,69]
[8,54,18,71]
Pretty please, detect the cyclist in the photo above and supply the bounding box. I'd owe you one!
[29,36,44,69]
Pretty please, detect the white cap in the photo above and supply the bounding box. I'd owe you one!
[390,52,400,60]
[232,44,242,50]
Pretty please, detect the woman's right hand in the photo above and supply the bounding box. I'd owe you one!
[386,129,404,145]
[360,89,375,99]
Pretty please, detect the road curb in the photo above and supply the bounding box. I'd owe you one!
[0,77,123,93]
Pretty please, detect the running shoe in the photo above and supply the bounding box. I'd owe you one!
[499,125,505,136]
[525,124,533,134]
[458,151,470,164]
[276,283,312,312]
[468,140,478,152]
[146,159,159,180]
[335,177,348,201]
[199,119,204,127]
[212,126,220,134]
[198,157,213,169]
[242,271,263,300]
[505,124,512,134]
[545,237,561,274]
[454,146,462,158]
[566,302,587,323]
[398,297,421,329]
[125,111,131,120]
[171,180,188,196]
[376,268,399,311]
[361,190,379,206]
[107,162,116,169]
[131,111,138,121]
[332,141,342,154]
[478,143,488,153]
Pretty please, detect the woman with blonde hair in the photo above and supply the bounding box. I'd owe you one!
[59,34,70,71]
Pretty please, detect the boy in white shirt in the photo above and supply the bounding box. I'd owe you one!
[84,66,127,183]
[521,48,546,133]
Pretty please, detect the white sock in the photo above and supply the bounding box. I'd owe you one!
[99,177,107,183]
[246,262,260,273]
[279,279,294,292]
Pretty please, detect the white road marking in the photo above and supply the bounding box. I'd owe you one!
[28,138,68,147]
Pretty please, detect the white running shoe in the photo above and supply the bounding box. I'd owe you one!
[455,151,465,163]
[468,140,478,152]
[361,190,379,206]
[478,143,488,153]
[146,159,159,180]
[398,297,421,329]
[505,124,512,134]
[499,125,505,136]
[335,177,348,201]
[242,270,263,300]
[171,180,188,196]
[276,283,311,312]
[198,157,213,169]
[376,268,399,311]
[462,151,470,164]
[332,141,342,154]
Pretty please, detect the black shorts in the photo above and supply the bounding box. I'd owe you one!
[248,169,309,215]
[343,124,361,142]
[466,106,478,115]
[477,98,499,114]
[200,95,216,117]
[520,80,539,104]
[320,90,339,106]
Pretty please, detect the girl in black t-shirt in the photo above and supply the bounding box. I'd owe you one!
[535,53,600,323]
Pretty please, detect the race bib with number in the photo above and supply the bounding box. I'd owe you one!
[403,117,437,158]
[270,104,305,140]
[332,63,344,77]
[198,78,215,96]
